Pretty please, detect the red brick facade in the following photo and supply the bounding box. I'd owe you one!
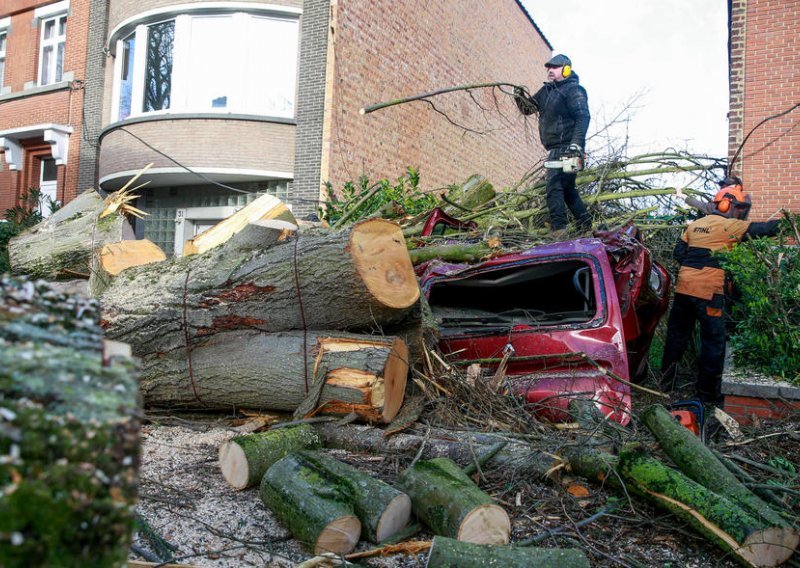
[724,394,800,426]
[728,0,800,220]
[324,0,551,196]
[0,0,90,215]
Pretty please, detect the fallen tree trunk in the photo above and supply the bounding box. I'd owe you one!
[640,405,793,529]
[8,189,134,279]
[396,457,510,545]
[312,422,558,480]
[0,275,139,567]
[101,218,421,357]
[618,446,798,568]
[426,536,590,568]
[293,450,411,543]
[218,424,321,490]
[140,330,408,423]
[260,453,361,555]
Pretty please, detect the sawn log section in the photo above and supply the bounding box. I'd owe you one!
[138,330,408,422]
[100,219,420,357]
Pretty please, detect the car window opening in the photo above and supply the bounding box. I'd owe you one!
[428,259,597,329]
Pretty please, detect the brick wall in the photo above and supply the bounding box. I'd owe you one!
[99,118,295,186]
[728,0,800,220]
[0,0,91,213]
[321,0,550,205]
[293,0,329,217]
[77,0,109,192]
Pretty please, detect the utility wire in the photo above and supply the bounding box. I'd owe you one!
[730,101,800,170]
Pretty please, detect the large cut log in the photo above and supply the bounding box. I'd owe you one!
[293,450,411,543]
[259,453,361,555]
[396,457,510,545]
[8,189,134,279]
[313,422,558,480]
[89,239,166,297]
[618,447,798,568]
[218,424,321,490]
[426,536,590,568]
[0,275,139,567]
[140,330,408,422]
[640,405,792,529]
[182,193,296,256]
[100,218,421,357]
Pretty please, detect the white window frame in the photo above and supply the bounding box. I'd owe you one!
[0,28,7,88]
[38,12,68,86]
[38,157,59,218]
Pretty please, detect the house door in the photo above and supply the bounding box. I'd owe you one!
[38,157,58,217]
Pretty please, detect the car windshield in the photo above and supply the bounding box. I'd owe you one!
[428,259,597,329]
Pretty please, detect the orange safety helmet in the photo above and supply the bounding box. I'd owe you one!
[713,178,751,219]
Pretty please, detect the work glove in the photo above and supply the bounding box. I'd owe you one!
[513,86,537,115]
[566,144,583,157]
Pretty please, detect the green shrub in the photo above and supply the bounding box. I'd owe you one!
[720,224,800,384]
[320,167,437,227]
[0,188,57,273]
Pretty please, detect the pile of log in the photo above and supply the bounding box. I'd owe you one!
[0,274,139,566]
[7,187,422,423]
[218,424,589,564]
[566,404,799,567]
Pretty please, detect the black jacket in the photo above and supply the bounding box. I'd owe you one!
[515,72,590,150]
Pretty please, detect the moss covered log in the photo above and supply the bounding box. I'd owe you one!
[426,535,590,568]
[219,425,321,490]
[259,452,360,555]
[618,446,798,567]
[640,404,792,529]
[294,450,411,543]
[396,457,510,545]
[0,276,139,568]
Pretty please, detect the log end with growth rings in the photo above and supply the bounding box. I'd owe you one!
[738,527,800,567]
[457,504,511,545]
[349,219,420,309]
[376,493,413,543]
[218,441,250,490]
[315,515,361,555]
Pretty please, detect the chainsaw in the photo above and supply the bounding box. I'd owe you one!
[544,154,583,173]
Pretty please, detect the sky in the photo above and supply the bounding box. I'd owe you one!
[519,0,729,158]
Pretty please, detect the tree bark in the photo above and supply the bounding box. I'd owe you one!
[259,453,361,555]
[426,536,590,568]
[313,423,558,480]
[618,447,799,568]
[0,275,139,568]
[640,405,792,529]
[8,189,134,279]
[218,424,321,490]
[293,450,411,543]
[139,330,408,423]
[100,218,421,357]
[396,457,510,545]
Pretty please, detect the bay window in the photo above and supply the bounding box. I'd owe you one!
[112,11,298,121]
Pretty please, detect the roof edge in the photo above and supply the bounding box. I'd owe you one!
[514,0,554,51]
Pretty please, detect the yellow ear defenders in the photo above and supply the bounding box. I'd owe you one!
[562,65,572,78]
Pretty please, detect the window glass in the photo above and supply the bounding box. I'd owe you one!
[38,158,58,218]
[245,17,297,117]
[39,14,67,85]
[185,16,236,110]
[144,20,174,112]
[118,34,136,120]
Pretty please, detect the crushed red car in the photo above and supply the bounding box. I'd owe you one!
[416,210,671,426]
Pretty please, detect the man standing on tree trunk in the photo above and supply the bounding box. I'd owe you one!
[514,54,592,236]
[660,177,781,406]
